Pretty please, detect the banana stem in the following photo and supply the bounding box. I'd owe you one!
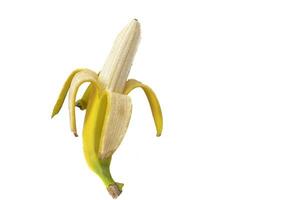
[107,183,122,199]
[96,158,122,198]
[96,158,114,186]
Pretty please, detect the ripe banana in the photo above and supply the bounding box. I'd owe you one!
[51,19,163,198]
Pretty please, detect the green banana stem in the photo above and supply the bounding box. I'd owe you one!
[94,157,114,186]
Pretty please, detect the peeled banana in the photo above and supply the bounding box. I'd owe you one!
[51,19,163,198]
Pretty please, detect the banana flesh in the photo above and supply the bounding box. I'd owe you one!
[101,19,140,92]
[98,92,132,160]
[52,19,163,198]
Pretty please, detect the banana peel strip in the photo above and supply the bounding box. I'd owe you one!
[124,79,163,136]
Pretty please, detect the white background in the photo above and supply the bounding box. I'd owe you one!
[0,0,299,199]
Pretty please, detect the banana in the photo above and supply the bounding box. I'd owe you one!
[52,19,163,198]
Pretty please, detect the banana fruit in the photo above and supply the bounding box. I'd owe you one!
[51,19,163,198]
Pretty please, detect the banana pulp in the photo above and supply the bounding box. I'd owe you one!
[51,19,163,198]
